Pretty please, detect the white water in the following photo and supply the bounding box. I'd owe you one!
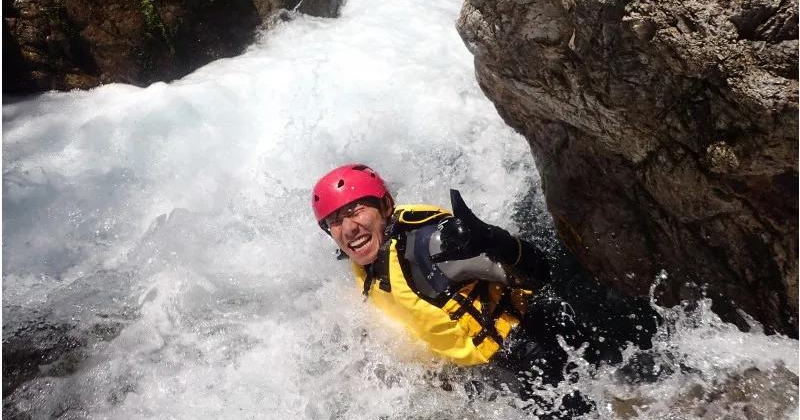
[2,1,797,419]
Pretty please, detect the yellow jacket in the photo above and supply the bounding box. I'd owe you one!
[352,204,530,365]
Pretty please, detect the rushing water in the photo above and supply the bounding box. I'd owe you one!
[3,1,798,419]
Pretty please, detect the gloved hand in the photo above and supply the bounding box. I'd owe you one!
[430,189,551,289]
[430,189,520,265]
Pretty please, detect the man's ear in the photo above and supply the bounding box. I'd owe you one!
[381,196,394,217]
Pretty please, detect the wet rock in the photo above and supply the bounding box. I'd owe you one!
[2,271,138,398]
[608,364,799,419]
[3,0,344,94]
[284,0,344,17]
[1,315,83,399]
[456,0,798,336]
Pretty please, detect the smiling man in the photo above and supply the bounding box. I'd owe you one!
[311,163,656,416]
[312,164,654,418]
[312,164,554,366]
[323,196,391,266]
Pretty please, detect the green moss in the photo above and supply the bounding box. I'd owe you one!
[139,0,160,30]
[139,0,174,53]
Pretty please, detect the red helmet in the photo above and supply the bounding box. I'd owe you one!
[312,164,392,226]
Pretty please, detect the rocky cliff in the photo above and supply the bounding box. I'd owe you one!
[3,0,342,94]
[457,0,798,336]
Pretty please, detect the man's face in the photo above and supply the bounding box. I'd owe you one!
[326,199,388,266]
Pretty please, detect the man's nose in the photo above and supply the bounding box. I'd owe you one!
[341,216,359,236]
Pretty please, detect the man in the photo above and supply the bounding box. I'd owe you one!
[312,163,655,413]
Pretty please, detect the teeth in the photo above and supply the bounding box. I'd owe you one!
[349,235,370,249]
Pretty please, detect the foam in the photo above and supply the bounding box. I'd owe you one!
[3,0,797,419]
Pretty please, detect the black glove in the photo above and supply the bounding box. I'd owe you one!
[431,189,518,263]
[431,189,551,288]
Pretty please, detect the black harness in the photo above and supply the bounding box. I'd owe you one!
[361,208,449,298]
[359,208,520,348]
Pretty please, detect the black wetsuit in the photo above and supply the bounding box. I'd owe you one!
[406,220,659,418]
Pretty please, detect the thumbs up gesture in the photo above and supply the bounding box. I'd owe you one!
[431,190,517,264]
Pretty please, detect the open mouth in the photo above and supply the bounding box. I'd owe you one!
[348,234,372,252]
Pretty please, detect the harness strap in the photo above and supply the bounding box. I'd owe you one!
[477,287,527,345]
[472,325,505,346]
[449,283,505,347]
[472,283,504,346]
[362,269,373,298]
[363,208,450,300]
[449,285,484,320]
[362,239,393,298]
[360,205,520,349]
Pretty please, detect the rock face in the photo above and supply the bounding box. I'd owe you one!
[457,0,798,336]
[287,0,344,18]
[3,0,343,94]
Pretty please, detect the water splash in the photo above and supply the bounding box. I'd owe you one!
[3,0,797,419]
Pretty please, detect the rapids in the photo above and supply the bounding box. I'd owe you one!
[3,0,798,419]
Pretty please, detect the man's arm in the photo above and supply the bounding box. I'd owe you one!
[502,237,551,290]
[431,190,551,290]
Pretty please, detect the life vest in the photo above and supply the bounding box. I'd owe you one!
[352,204,531,365]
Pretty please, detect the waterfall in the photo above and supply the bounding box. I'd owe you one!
[3,1,797,419]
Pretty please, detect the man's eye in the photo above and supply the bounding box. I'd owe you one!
[327,204,365,226]
[347,205,364,216]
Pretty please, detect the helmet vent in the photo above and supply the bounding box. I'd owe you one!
[314,195,320,202]
[337,179,345,188]
[352,164,368,171]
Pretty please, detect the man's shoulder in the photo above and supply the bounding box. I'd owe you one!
[394,203,452,216]
[389,203,451,237]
